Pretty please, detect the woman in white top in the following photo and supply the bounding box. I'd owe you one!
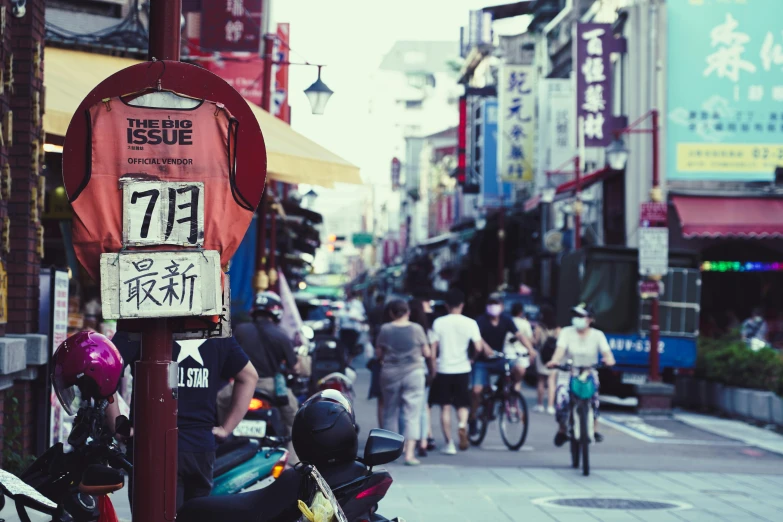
[547,303,615,447]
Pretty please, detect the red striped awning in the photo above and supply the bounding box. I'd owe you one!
[672,196,783,239]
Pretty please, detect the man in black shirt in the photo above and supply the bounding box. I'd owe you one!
[107,333,257,511]
[230,291,300,463]
[470,294,536,434]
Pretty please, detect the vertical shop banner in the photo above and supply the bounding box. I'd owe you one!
[0,260,7,324]
[204,59,264,107]
[536,79,575,189]
[576,23,614,147]
[391,157,401,189]
[272,23,291,122]
[667,0,783,182]
[480,98,512,206]
[498,65,536,184]
[50,271,69,447]
[201,0,263,53]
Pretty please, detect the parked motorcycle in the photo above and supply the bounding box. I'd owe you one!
[211,435,289,495]
[177,429,407,522]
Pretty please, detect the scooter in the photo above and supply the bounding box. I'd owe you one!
[211,435,289,495]
[176,429,407,522]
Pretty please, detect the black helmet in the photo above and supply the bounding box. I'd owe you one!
[571,302,594,318]
[253,291,284,322]
[292,390,358,467]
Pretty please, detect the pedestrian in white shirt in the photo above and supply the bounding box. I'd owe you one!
[429,289,489,454]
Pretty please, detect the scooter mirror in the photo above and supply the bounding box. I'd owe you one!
[363,429,404,467]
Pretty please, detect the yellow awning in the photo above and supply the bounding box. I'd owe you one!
[43,48,361,188]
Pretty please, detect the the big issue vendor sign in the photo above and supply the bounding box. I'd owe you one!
[62,60,266,520]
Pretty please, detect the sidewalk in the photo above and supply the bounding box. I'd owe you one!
[378,465,783,521]
[674,412,783,456]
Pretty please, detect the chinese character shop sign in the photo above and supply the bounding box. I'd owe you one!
[667,0,783,182]
[201,0,264,53]
[576,23,614,147]
[498,65,536,184]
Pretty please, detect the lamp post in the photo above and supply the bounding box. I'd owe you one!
[256,35,334,294]
[605,109,662,382]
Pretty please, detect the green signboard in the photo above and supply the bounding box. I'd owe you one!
[352,232,374,246]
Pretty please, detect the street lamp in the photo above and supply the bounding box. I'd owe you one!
[605,137,630,171]
[304,66,334,115]
[301,188,318,209]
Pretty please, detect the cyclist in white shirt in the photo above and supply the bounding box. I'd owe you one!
[429,289,491,454]
[547,303,615,447]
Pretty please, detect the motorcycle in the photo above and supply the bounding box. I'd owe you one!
[177,429,407,522]
[211,435,289,495]
[13,399,133,522]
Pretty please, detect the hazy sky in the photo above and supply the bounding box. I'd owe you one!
[270,1,524,219]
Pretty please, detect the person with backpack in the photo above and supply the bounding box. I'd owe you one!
[533,305,559,414]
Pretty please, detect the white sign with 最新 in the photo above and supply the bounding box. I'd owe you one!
[639,227,669,277]
[122,181,205,247]
[100,250,221,319]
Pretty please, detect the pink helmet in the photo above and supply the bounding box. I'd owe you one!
[51,331,124,415]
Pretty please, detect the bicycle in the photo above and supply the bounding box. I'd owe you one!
[469,351,529,450]
[555,361,602,476]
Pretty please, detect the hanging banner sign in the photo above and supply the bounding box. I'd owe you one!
[50,270,70,447]
[0,259,6,324]
[201,0,264,53]
[576,23,614,147]
[537,79,575,189]
[204,58,264,107]
[498,64,536,184]
[639,227,669,277]
[272,23,291,122]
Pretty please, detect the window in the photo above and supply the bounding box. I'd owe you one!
[405,100,423,110]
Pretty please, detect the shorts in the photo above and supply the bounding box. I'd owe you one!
[429,372,471,408]
[470,356,527,387]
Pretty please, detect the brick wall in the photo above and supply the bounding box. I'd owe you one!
[0,0,46,464]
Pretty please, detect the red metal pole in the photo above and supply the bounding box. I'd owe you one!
[134,3,181,521]
[269,181,278,293]
[574,155,581,249]
[148,0,181,61]
[261,34,275,112]
[255,194,267,287]
[648,108,661,382]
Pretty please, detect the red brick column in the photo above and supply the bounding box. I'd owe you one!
[1,0,46,464]
[7,0,45,335]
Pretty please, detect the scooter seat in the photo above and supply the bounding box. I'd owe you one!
[320,460,368,489]
[178,468,304,522]
[214,439,260,478]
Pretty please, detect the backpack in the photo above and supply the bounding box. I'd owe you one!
[540,335,557,364]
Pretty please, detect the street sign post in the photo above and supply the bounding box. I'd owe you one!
[61,3,266,519]
[638,202,668,383]
[638,227,669,277]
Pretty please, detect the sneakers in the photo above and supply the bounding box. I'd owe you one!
[547,406,556,415]
[441,441,457,455]
[417,446,428,458]
[426,437,437,451]
[533,404,545,413]
[594,432,604,443]
[554,431,569,447]
[458,427,469,451]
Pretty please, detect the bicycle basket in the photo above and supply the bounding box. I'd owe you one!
[569,374,596,400]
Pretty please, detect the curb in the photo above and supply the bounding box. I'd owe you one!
[674,412,783,457]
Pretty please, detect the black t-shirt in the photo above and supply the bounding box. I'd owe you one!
[476,314,518,358]
[233,319,297,379]
[112,332,250,452]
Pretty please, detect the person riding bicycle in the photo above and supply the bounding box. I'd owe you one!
[471,294,537,436]
[547,303,615,447]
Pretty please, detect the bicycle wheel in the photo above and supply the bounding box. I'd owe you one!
[469,400,490,446]
[570,438,580,468]
[499,391,529,450]
[579,406,590,476]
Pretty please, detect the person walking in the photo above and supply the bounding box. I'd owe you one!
[428,289,485,454]
[376,299,431,466]
[367,294,387,427]
[547,303,615,446]
[409,298,437,457]
[533,305,559,414]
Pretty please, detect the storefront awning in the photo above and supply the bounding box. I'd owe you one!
[672,195,783,238]
[43,48,361,188]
